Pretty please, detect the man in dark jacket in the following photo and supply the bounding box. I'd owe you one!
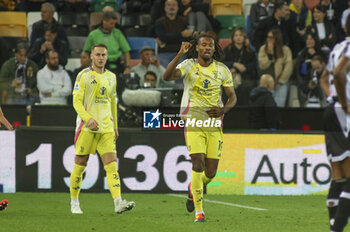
[249,74,279,129]
[252,1,295,51]
[28,24,69,68]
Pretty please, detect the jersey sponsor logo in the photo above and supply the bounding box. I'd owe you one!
[74,83,79,90]
[91,80,97,84]
[100,86,106,95]
[143,109,161,128]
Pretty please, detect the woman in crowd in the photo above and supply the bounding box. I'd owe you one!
[223,28,257,105]
[258,28,293,107]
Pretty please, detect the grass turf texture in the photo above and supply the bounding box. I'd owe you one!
[0,193,332,231]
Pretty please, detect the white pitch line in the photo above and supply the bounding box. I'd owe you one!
[168,194,268,211]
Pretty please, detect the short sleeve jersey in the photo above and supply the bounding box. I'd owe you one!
[176,59,233,119]
[328,39,350,104]
[73,67,117,133]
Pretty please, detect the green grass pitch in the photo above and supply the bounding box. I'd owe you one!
[0,193,338,232]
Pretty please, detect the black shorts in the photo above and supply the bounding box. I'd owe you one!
[324,102,350,162]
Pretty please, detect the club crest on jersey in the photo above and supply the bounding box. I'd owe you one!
[91,80,97,84]
[100,86,106,95]
[202,79,210,89]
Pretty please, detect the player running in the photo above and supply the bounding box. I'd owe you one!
[164,33,236,222]
[70,43,135,214]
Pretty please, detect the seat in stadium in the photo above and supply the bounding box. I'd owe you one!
[67,36,87,58]
[218,38,231,49]
[58,12,90,36]
[215,15,245,29]
[217,28,234,39]
[211,0,242,17]
[127,37,157,59]
[124,27,149,37]
[0,12,27,37]
[90,12,103,31]
[91,0,118,12]
[65,58,81,72]
[27,11,58,41]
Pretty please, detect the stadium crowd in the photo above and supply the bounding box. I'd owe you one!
[0,0,349,108]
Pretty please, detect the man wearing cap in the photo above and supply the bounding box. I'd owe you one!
[131,46,174,88]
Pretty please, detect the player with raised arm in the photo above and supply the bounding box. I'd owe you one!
[70,43,135,214]
[325,15,350,232]
[0,106,12,211]
[163,34,236,222]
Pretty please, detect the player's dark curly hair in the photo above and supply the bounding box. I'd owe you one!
[186,33,224,61]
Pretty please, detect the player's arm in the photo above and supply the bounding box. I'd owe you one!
[206,86,236,117]
[320,69,330,97]
[0,106,13,130]
[334,56,350,113]
[72,73,95,128]
[163,42,191,81]
[110,81,118,140]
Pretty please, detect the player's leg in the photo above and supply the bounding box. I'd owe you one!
[332,158,350,232]
[185,127,206,221]
[190,153,206,222]
[98,133,135,214]
[327,162,345,229]
[70,131,95,214]
[203,158,219,185]
[70,154,89,214]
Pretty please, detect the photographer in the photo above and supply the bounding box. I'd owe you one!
[298,55,326,107]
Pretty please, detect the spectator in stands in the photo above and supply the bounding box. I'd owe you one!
[155,0,195,67]
[28,24,69,68]
[91,6,125,36]
[295,31,325,106]
[252,1,295,51]
[289,0,312,57]
[298,55,326,107]
[258,28,293,107]
[0,41,38,105]
[249,0,275,42]
[30,3,68,47]
[84,11,131,75]
[72,51,91,84]
[0,0,16,10]
[37,50,72,105]
[304,4,336,55]
[249,74,279,129]
[131,46,174,88]
[320,0,335,23]
[223,28,257,106]
[143,71,157,88]
[179,0,213,33]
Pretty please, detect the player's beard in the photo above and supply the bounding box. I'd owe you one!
[201,55,212,62]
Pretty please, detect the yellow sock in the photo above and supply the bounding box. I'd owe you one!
[70,164,86,199]
[104,161,121,199]
[202,173,214,185]
[192,170,203,212]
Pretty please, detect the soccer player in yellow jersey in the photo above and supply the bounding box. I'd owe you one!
[70,43,135,214]
[164,34,237,222]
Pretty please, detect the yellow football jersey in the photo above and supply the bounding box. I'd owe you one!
[176,59,233,120]
[72,67,117,134]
